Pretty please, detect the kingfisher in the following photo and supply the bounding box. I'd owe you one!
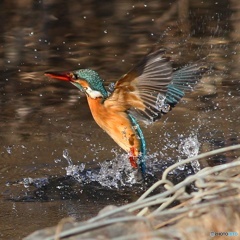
[45,49,207,177]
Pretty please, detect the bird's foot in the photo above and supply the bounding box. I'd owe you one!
[129,147,138,168]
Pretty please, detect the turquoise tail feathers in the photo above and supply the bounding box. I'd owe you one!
[165,63,207,107]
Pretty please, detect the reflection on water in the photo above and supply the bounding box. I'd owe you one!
[1,0,240,239]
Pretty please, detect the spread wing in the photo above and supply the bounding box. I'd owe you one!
[104,49,207,122]
[104,50,172,120]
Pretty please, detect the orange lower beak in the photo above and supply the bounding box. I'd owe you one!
[45,72,73,82]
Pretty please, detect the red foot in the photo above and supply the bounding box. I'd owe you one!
[129,147,138,168]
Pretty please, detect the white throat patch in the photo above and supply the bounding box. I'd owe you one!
[85,87,103,99]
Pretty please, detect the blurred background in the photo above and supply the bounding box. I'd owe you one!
[0,0,240,239]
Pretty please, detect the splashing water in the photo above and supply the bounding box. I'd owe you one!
[63,149,138,188]
[62,134,201,188]
[155,93,166,110]
[63,149,73,165]
[178,134,201,173]
[89,156,138,188]
[155,93,170,113]
[5,146,12,154]
[21,177,49,188]
[63,149,85,183]
[178,135,200,157]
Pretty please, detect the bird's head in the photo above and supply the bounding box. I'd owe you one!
[45,69,108,99]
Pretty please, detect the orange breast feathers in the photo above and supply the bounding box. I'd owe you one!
[86,97,141,157]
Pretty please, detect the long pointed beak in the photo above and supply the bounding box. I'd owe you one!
[45,72,74,82]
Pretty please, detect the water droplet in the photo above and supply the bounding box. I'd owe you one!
[79,163,85,172]
[161,104,170,113]
[54,159,61,163]
[155,93,166,110]
[63,149,73,165]
[178,135,201,173]
[6,146,12,154]
[22,177,33,188]
[108,82,115,92]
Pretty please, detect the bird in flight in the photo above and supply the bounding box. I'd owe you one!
[45,49,207,177]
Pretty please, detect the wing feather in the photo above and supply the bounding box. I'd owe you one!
[104,49,172,117]
[104,50,207,122]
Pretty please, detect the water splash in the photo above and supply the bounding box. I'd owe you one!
[89,156,138,188]
[178,134,201,173]
[63,149,85,183]
[63,149,73,165]
[61,135,200,188]
[155,93,170,113]
[21,177,49,188]
[155,93,166,110]
[63,149,139,188]
[5,146,12,154]
[178,135,200,157]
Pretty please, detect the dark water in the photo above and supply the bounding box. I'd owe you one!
[1,0,240,239]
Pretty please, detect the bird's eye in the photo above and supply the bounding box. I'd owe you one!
[70,73,77,80]
[73,74,78,80]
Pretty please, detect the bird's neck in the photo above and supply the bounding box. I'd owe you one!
[86,96,105,121]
